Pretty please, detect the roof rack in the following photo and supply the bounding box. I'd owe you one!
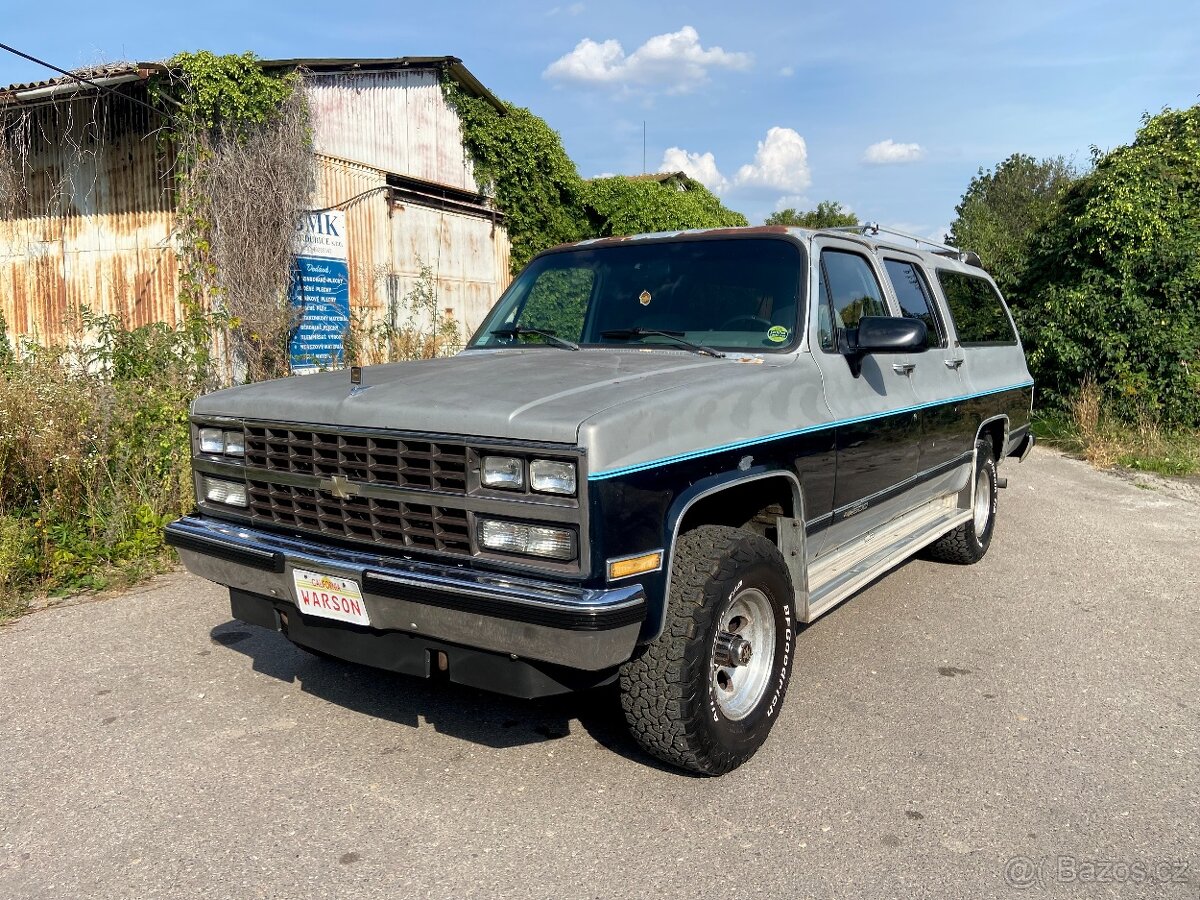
[825,222,983,268]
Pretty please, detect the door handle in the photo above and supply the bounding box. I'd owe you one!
[944,358,964,369]
[892,363,915,375]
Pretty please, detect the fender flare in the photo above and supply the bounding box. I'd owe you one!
[642,466,806,643]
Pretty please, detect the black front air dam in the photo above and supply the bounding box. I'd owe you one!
[230,590,619,699]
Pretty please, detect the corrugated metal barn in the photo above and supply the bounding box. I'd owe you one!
[0,57,511,348]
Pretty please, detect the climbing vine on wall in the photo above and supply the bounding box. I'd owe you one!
[150,51,314,382]
[442,80,592,272]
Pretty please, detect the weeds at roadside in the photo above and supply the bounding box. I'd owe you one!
[1033,380,1200,478]
[0,309,213,617]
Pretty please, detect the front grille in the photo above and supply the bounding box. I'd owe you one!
[247,480,472,556]
[244,425,468,494]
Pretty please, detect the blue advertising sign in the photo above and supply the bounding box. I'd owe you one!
[289,210,349,374]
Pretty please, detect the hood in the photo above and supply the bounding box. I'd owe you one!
[192,348,787,445]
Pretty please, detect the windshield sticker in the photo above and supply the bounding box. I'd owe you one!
[767,325,790,343]
[639,290,652,306]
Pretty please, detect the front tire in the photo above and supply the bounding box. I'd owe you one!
[928,438,998,564]
[619,525,795,775]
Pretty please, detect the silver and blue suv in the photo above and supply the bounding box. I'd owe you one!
[167,224,1035,775]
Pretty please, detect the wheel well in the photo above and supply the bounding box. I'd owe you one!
[978,418,1006,463]
[677,476,797,544]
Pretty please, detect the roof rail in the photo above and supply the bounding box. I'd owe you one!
[825,222,984,268]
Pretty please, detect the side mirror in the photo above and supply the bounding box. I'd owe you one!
[855,316,927,353]
[844,316,927,377]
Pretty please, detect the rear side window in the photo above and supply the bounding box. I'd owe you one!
[818,250,888,351]
[936,270,1018,345]
[883,259,943,348]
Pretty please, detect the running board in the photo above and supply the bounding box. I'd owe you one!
[802,501,972,623]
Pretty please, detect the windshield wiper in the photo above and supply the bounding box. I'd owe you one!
[490,326,579,351]
[599,328,725,359]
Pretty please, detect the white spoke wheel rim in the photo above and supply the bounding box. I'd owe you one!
[973,463,992,535]
[711,587,776,721]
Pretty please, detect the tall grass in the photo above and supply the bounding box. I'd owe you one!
[1034,380,1200,477]
[0,311,211,619]
[0,273,465,621]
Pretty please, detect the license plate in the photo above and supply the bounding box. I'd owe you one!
[292,568,370,626]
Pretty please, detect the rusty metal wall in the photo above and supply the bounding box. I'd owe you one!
[0,92,178,345]
[0,70,508,351]
[314,154,509,346]
[305,69,476,192]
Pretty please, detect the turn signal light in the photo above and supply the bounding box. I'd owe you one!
[607,551,663,581]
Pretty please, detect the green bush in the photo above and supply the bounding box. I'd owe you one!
[1018,105,1200,425]
[582,176,747,236]
[0,311,209,614]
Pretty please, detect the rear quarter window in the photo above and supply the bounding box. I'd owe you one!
[936,270,1018,345]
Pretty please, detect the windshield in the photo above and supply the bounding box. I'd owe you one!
[468,237,805,353]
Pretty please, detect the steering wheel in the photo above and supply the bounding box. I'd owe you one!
[718,315,773,331]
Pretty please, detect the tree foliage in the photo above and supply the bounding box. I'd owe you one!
[948,153,1076,297]
[583,176,746,237]
[1017,106,1200,426]
[443,77,747,272]
[764,201,858,228]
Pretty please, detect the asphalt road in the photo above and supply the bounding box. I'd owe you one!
[1,449,1197,899]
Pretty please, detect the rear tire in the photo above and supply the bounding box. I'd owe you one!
[928,438,998,564]
[618,525,795,775]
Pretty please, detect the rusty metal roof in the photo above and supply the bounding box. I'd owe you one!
[0,62,166,104]
[1,56,504,112]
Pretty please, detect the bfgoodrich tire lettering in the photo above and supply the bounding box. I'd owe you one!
[618,525,795,775]
[928,438,998,564]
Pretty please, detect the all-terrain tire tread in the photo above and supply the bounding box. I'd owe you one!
[927,438,996,565]
[618,525,788,775]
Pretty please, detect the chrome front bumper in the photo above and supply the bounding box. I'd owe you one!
[165,515,645,671]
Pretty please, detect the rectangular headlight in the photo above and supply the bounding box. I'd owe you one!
[529,459,576,495]
[201,475,248,508]
[199,428,224,454]
[222,430,245,456]
[477,518,576,561]
[482,456,524,490]
[198,427,245,457]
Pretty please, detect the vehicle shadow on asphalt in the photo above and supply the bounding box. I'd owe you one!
[209,620,696,775]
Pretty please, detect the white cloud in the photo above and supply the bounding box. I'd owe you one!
[778,65,794,77]
[733,127,811,193]
[658,147,728,193]
[547,2,585,14]
[543,25,752,93]
[773,194,808,212]
[863,139,925,165]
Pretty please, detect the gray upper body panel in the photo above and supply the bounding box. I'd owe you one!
[191,347,796,454]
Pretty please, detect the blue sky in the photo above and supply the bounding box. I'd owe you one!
[3,0,1198,238]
